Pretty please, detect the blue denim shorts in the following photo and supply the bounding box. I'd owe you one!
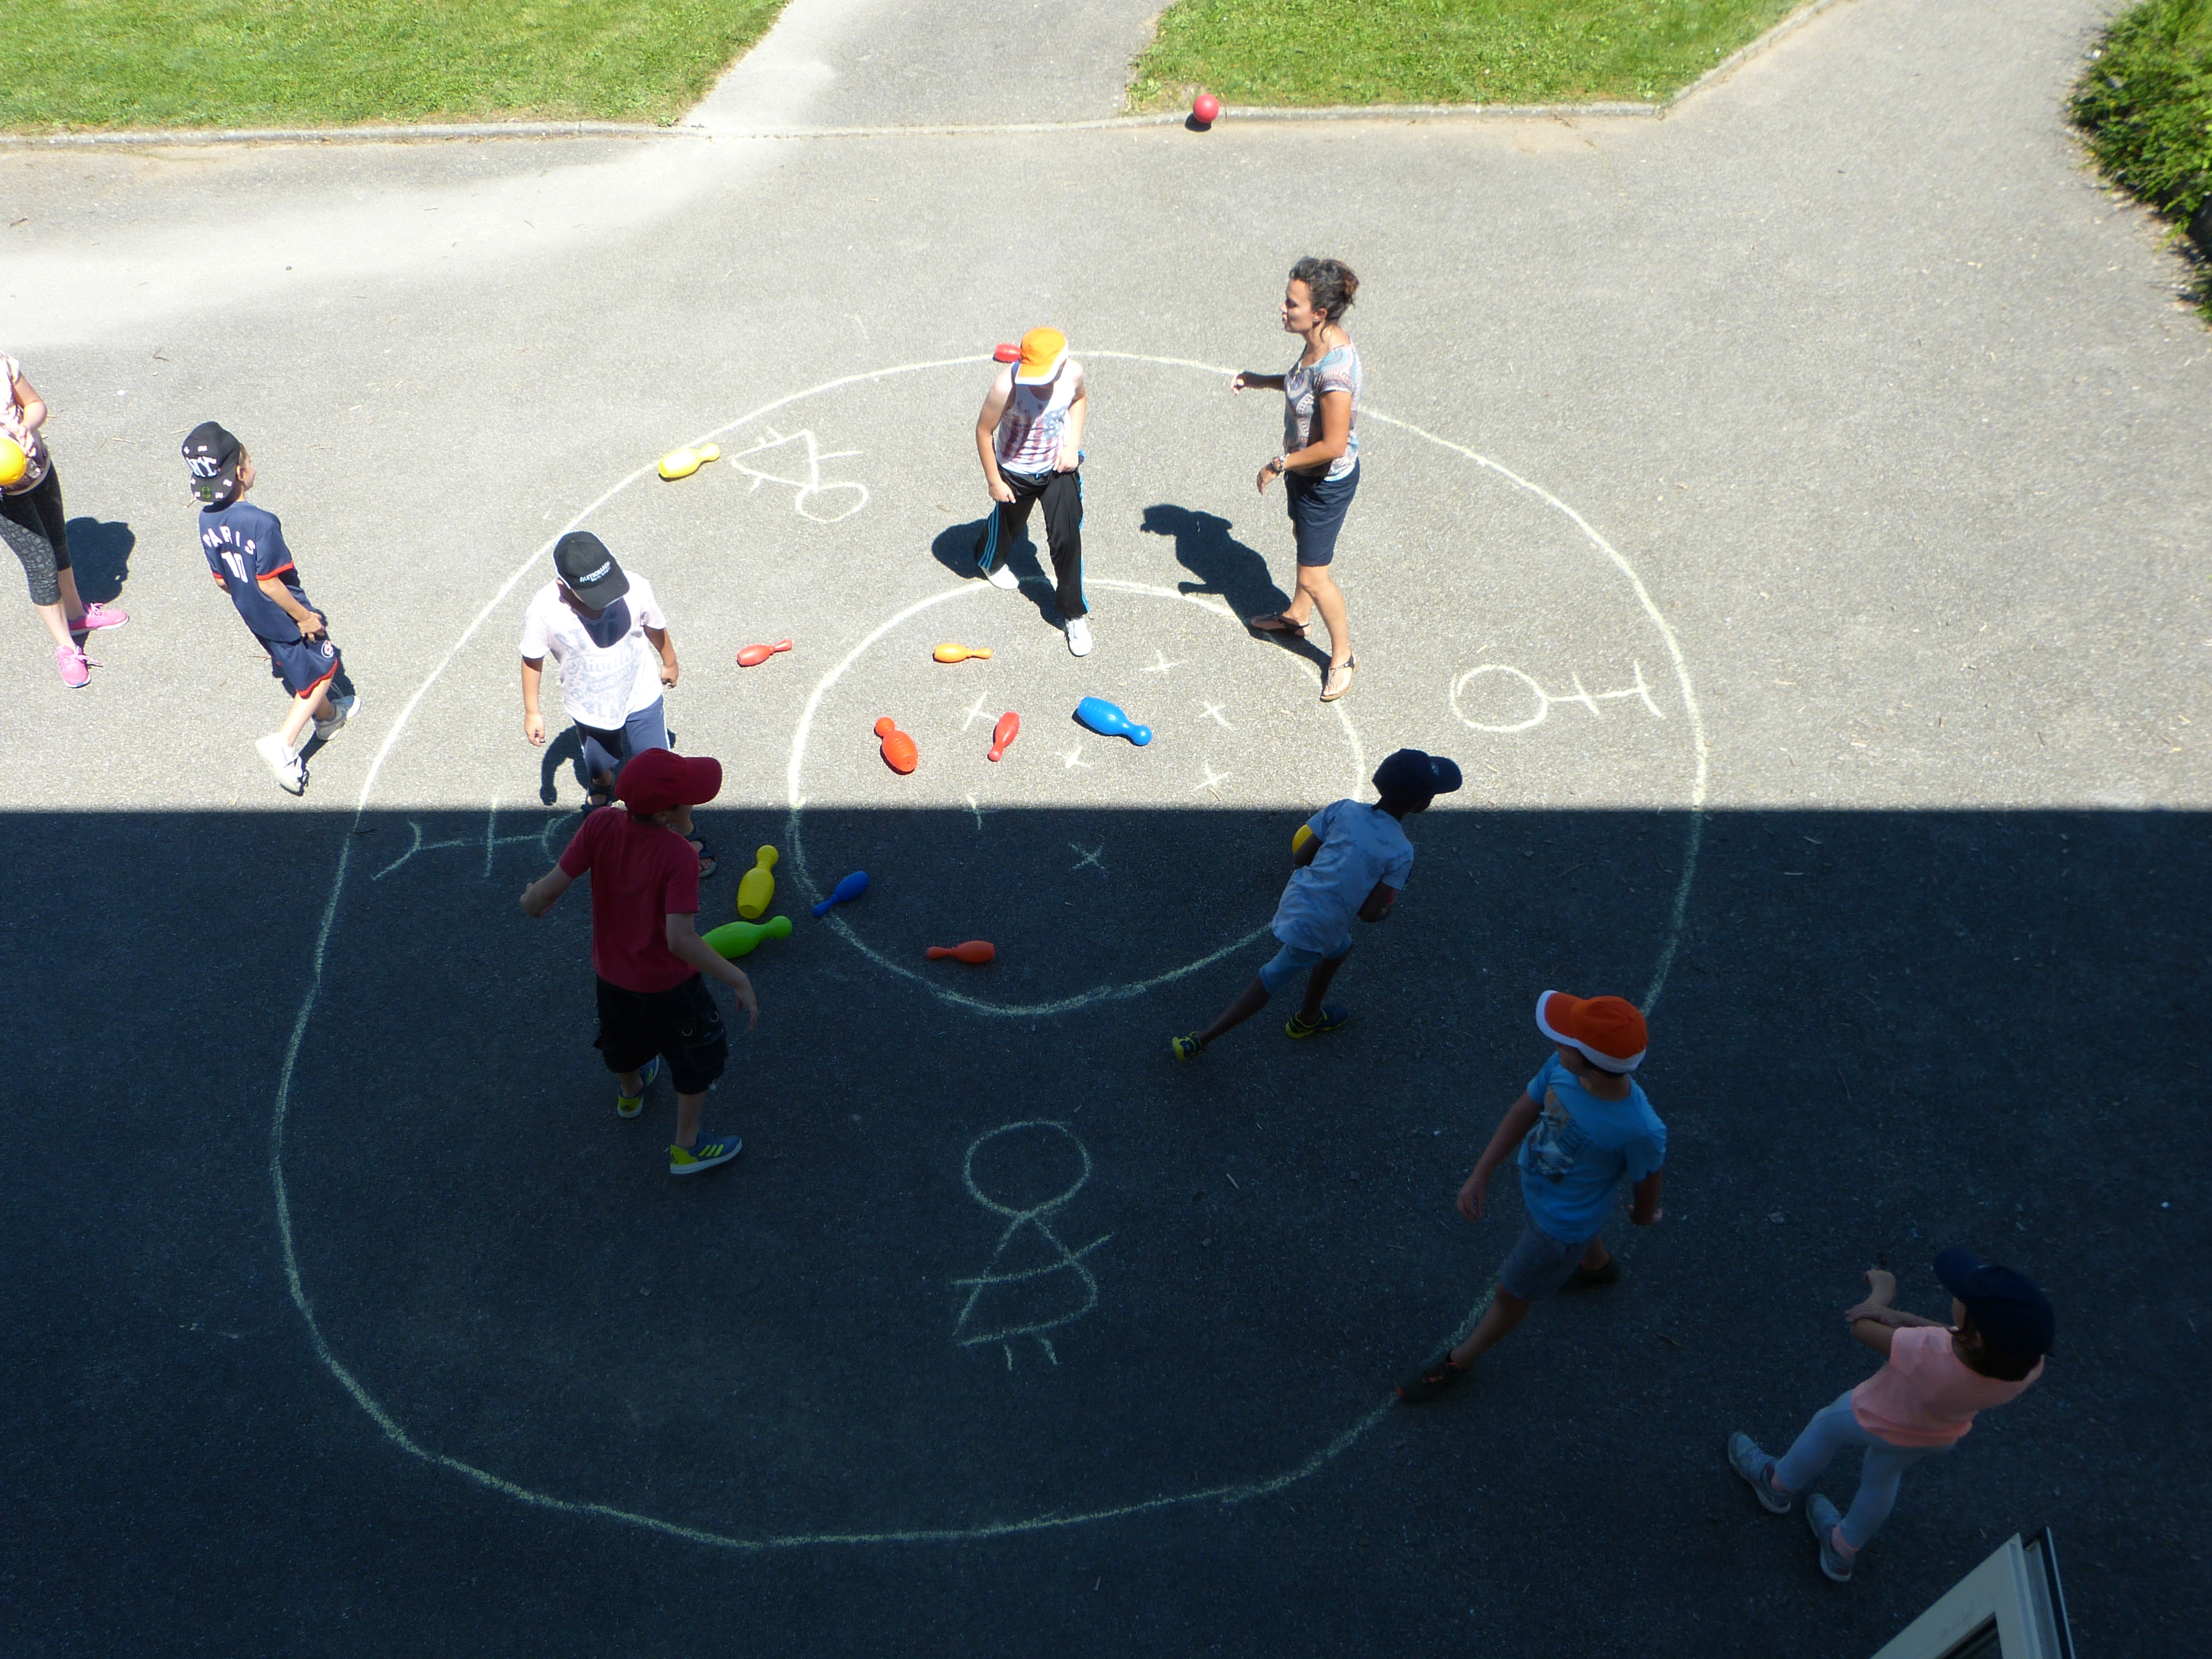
[1497,1220,1588,1301]
[1285,460,1359,567]
[1258,937,1350,994]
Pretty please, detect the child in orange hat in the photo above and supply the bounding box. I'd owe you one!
[1398,989,1667,1403]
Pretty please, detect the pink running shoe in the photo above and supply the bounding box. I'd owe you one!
[55,645,90,688]
[71,602,127,633]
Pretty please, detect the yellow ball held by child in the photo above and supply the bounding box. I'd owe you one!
[0,437,27,489]
[1292,823,1315,855]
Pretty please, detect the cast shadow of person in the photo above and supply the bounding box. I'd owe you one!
[1139,503,1327,670]
[64,517,133,606]
[538,725,589,807]
[928,515,1061,629]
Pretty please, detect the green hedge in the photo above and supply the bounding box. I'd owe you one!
[2072,0,2212,232]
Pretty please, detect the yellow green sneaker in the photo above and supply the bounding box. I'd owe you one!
[616,1056,660,1119]
[669,1133,742,1176]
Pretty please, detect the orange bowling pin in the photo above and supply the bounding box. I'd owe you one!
[933,642,993,664]
[737,638,792,667]
[926,941,997,964]
[874,716,919,774]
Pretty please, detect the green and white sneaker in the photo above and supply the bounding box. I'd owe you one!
[1809,1494,1855,1582]
[669,1132,742,1176]
[616,1056,660,1119]
[1285,1005,1350,1039]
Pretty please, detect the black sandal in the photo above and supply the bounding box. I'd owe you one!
[687,837,718,878]
[583,784,615,811]
[1320,656,1357,702]
[1248,610,1310,635]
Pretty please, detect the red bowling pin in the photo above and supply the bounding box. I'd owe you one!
[737,638,792,667]
[875,716,919,774]
[988,712,1020,762]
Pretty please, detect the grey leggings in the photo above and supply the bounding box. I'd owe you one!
[1773,1390,1951,1552]
[0,467,69,608]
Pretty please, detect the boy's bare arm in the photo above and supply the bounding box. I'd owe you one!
[1844,1267,1945,1353]
[521,657,547,744]
[1055,373,1087,471]
[665,912,760,1028]
[519,864,574,917]
[256,575,325,637]
[645,623,679,687]
[1457,1093,1542,1222]
[1629,1170,1665,1225]
[975,378,1014,500]
[1358,880,1396,923]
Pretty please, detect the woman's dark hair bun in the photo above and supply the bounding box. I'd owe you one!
[1290,257,1359,322]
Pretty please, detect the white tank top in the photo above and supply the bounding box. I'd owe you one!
[994,367,1078,474]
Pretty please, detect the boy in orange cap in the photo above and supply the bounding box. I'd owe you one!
[1399,989,1667,1402]
[973,327,1092,655]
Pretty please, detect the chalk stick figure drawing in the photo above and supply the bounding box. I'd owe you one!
[952,1120,1111,1370]
[372,801,566,881]
[723,426,868,524]
[1449,661,1667,735]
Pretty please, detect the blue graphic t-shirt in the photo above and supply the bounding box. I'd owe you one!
[1515,1053,1666,1244]
[1271,799,1415,954]
[200,501,314,643]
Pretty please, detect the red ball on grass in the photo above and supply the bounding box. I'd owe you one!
[1192,92,1221,124]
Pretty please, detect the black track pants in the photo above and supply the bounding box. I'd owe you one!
[975,466,1086,619]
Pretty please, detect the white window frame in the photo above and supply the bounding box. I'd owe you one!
[1872,1528,2074,1659]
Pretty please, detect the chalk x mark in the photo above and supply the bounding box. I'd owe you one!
[1141,650,1181,676]
[1061,742,1091,770]
[1198,701,1233,729]
[958,691,993,731]
[1070,843,1107,874]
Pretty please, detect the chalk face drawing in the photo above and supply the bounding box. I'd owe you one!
[722,426,868,524]
[952,1121,1110,1370]
[1449,661,1668,735]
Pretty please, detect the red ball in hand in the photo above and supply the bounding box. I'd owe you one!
[1192,92,1221,124]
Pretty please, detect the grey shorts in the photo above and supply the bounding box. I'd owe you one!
[1498,1220,1589,1302]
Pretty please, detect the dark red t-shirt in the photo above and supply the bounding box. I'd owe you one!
[557,806,701,993]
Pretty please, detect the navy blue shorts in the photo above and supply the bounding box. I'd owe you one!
[1285,460,1359,568]
[262,625,341,698]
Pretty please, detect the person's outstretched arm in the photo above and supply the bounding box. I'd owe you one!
[519,864,574,917]
[975,375,1014,502]
[1230,371,1286,394]
[665,912,760,1029]
[1458,1092,1541,1222]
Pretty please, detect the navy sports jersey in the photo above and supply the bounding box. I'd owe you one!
[200,500,314,643]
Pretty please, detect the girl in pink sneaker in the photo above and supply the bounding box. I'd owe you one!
[1728,1250,2054,1583]
[2,353,126,687]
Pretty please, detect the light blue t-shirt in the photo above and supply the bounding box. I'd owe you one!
[1515,1053,1667,1244]
[1271,799,1415,954]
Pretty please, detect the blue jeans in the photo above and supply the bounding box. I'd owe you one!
[1773,1390,1950,1552]
[575,697,669,786]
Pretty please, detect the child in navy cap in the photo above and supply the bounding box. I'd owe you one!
[1170,748,1459,1060]
[1728,1251,2054,1583]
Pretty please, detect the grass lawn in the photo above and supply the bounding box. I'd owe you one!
[2072,0,2212,227]
[1128,0,1807,111]
[4,0,791,131]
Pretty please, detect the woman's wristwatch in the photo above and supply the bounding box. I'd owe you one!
[1270,454,1288,475]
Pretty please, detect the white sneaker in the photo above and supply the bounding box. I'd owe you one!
[256,733,307,795]
[985,561,1020,591]
[1065,616,1093,657]
[314,691,359,742]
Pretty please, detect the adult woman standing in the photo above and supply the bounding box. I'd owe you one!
[2,353,125,687]
[1233,258,1362,702]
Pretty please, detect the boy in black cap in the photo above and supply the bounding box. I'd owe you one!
[1728,1250,2054,1583]
[1171,748,1460,1058]
[184,422,357,795]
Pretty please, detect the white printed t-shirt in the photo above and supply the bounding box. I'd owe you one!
[518,573,667,732]
[1270,798,1415,955]
[994,360,1084,474]
[1281,343,1361,482]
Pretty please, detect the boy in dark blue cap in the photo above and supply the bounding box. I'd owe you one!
[1171,748,1459,1058]
[1727,1250,2054,1583]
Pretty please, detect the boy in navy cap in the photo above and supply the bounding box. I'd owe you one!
[1728,1251,2054,1582]
[1171,748,1459,1059]
[184,422,357,795]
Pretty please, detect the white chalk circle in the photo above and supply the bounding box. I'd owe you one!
[273,350,1709,1555]
[783,576,1364,1018]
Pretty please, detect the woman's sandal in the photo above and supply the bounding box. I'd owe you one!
[687,837,719,879]
[1320,656,1357,702]
[1247,610,1310,635]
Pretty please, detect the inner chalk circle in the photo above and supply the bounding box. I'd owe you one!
[274,350,1710,1554]
[784,577,1365,1018]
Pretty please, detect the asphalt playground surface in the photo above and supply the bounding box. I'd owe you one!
[3,0,2209,1653]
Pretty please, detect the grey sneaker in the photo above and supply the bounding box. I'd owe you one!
[314,690,359,742]
[1808,1493,1854,1582]
[1728,1432,1791,1514]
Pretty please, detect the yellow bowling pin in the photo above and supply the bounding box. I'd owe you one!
[737,844,779,920]
[657,442,721,481]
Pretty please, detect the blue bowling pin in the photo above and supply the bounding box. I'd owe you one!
[1074,697,1152,746]
[812,870,870,917]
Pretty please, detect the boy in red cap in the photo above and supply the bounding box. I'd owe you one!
[1399,989,1666,1402]
[519,747,759,1176]
[1728,1252,2053,1583]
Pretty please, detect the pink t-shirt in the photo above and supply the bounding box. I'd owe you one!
[1851,1324,2043,1447]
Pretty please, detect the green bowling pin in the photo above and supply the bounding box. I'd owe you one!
[703,915,792,958]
